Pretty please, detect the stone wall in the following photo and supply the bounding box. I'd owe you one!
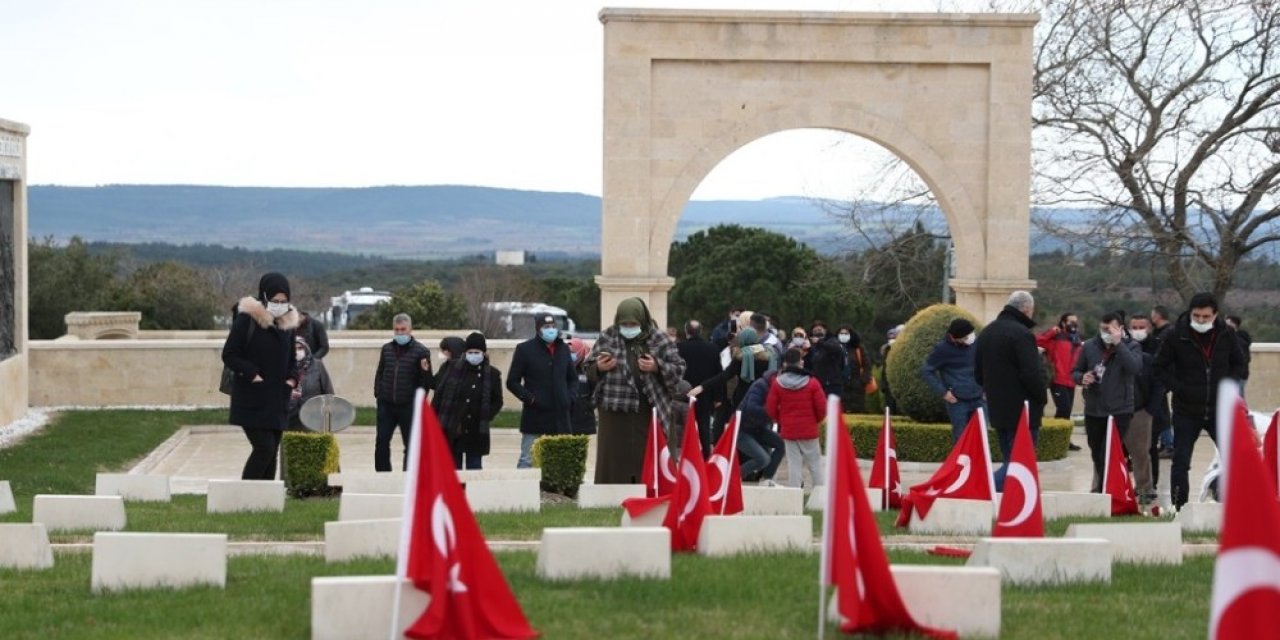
[0,117,29,426]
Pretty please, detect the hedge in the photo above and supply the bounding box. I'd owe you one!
[532,435,590,498]
[885,304,982,423]
[846,414,1073,463]
[281,432,341,498]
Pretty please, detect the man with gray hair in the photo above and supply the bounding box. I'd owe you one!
[373,313,433,471]
[974,290,1048,490]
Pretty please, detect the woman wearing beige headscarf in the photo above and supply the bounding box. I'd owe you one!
[586,297,686,484]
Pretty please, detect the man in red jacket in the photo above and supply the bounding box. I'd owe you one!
[1037,312,1082,420]
[766,348,827,490]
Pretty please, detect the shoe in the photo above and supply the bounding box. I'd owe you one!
[1158,446,1174,459]
[758,478,777,487]
[1068,442,1082,452]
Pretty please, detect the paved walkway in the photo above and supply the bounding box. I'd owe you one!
[135,424,1217,509]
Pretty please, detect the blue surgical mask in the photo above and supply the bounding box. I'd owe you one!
[393,334,411,346]
[619,326,642,340]
[570,352,579,363]
[540,327,559,343]
[464,352,484,366]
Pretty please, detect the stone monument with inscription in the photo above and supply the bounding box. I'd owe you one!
[0,118,29,426]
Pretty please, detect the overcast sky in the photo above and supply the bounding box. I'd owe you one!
[2,0,991,200]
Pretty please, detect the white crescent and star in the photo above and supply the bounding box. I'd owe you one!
[941,454,973,495]
[659,448,677,483]
[679,459,702,522]
[430,495,468,593]
[1211,547,1280,635]
[708,455,730,502]
[997,462,1038,527]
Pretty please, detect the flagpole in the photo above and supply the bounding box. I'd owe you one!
[883,407,891,511]
[978,406,998,501]
[390,388,427,640]
[652,407,660,496]
[1103,414,1114,493]
[723,410,742,516]
[817,395,840,640]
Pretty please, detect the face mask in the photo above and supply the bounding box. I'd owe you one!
[619,326,642,340]
[1130,329,1148,342]
[295,350,306,361]
[791,337,807,348]
[1100,332,1115,345]
[812,333,826,341]
[393,334,411,346]
[540,327,559,343]
[1191,321,1213,334]
[1066,324,1078,334]
[838,333,850,344]
[570,352,579,363]
[964,333,976,346]
[464,352,484,366]
[267,302,290,318]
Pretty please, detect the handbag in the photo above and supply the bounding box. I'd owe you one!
[219,320,256,395]
[855,348,878,394]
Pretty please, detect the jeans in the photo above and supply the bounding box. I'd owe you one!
[1171,412,1217,508]
[944,398,986,442]
[993,403,1041,491]
[375,400,414,472]
[784,438,826,489]
[517,433,539,469]
[451,446,483,470]
[241,428,282,480]
[1084,414,1132,493]
[1050,384,1075,419]
[738,428,785,480]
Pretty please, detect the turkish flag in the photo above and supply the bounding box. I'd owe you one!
[641,408,678,498]
[993,403,1043,537]
[868,408,903,510]
[398,390,538,640]
[1210,383,1280,639]
[823,396,957,639]
[1102,415,1140,516]
[896,409,995,526]
[1263,410,1279,501]
[662,402,712,551]
[706,410,744,516]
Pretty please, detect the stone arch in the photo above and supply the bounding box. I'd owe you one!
[598,9,1039,327]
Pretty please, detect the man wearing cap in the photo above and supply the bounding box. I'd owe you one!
[507,314,577,468]
[920,318,986,442]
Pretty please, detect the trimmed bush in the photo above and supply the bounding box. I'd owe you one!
[281,432,341,498]
[846,414,1073,462]
[532,435,590,498]
[885,304,982,423]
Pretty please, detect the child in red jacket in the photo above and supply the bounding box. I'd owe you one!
[766,348,828,489]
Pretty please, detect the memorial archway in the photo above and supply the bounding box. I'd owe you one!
[597,9,1039,327]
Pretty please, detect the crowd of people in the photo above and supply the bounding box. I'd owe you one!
[221,272,1254,513]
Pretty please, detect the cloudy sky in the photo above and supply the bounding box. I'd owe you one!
[2,0,991,200]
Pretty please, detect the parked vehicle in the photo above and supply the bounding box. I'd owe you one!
[325,287,392,330]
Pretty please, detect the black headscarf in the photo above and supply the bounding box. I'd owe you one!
[258,272,291,302]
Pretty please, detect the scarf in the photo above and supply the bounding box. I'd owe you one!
[432,359,494,439]
[591,305,686,431]
[735,328,777,383]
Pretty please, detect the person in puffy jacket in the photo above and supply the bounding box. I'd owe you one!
[737,369,785,486]
[766,348,827,490]
[372,313,433,471]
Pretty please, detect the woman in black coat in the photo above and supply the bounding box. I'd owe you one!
[433,332,504,470]
[221,272,300,480]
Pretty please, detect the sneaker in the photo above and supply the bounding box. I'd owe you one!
[758,478,777,487]
[1158,446,1175,459]
[1068,442,1082,452]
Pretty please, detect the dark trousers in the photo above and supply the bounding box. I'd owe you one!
[738,428,785,480]
[1171,412,1217,508]
[241,428,282,480]
[694,397,715,459]
[993,403,1042,491]
[375,399,415,472]
[451,442,482,470]
[1084,414,1132,492]
[1050,384,1075,419]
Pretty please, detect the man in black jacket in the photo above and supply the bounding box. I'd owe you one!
[974,291,1048,491]
[507,314,576,468]
[677,320,722,458]
[1153,292,1248,509]
[372,313,433,471]
[805,321,847,399]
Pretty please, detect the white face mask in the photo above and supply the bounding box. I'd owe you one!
[791,337,807,348]
[619,325,642,340]
[963,333,976,346]
[295,349,306,361]
[464,352,484,366]
[838,333,850,344]
[1100,329,1116,345]
[1191,320,1214,334]
[267,301,290,318]
[1130,329,1148,342]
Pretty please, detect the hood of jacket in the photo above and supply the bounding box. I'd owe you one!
[237,296,301,331]
[777,368,812,390]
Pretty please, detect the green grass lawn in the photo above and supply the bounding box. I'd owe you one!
[0,550,1212,640]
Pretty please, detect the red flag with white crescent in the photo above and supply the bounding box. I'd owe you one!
[896,410,994,526]
[868,409,902,509]
[706,411,744,516]
[662,403,712,551]
[640,409,678,498]
[1102,415,1140,516]
[992,404,1043,537]
[1210,383,1280,639]
[1262,410,1279,501]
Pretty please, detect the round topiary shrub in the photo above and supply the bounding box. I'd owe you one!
[885,304,981,423]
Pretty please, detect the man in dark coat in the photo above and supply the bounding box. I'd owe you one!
[372,313,433,471]
[974,290,1048,491]
[222,272,301,480]
[507,314,576,468]
[677,320,722,458]
[804,321,847,399]
[1153,292,1248,509]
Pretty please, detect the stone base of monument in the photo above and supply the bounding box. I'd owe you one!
[311,576,429,640]
[95,473,171,502]
[828,566,1002,638]
[458,468,541,483]
[1041,491,1110,520]
[741,486,804,516]
[0,523,54,570]
[1174,502,1222,534]
[91,532,227,592]
[907,498,993,536]
[967,537,1112,586]
[1065,522,1182,565]
[325,518,401,563]
[576,484,646,509]
[537,527,670,580]
[465,479,540,513]
[0,480,16,515]
[697,515,812,557]
[806,486,887,512]
[33,495,126,532]
[206,480,284,514]
[338,493,403,522]
[621,504,667,528]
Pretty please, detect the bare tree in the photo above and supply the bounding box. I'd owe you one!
[1033,0,1280,302]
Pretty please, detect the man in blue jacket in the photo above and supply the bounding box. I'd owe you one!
[920,318,985,442]
[507,314,576,468]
